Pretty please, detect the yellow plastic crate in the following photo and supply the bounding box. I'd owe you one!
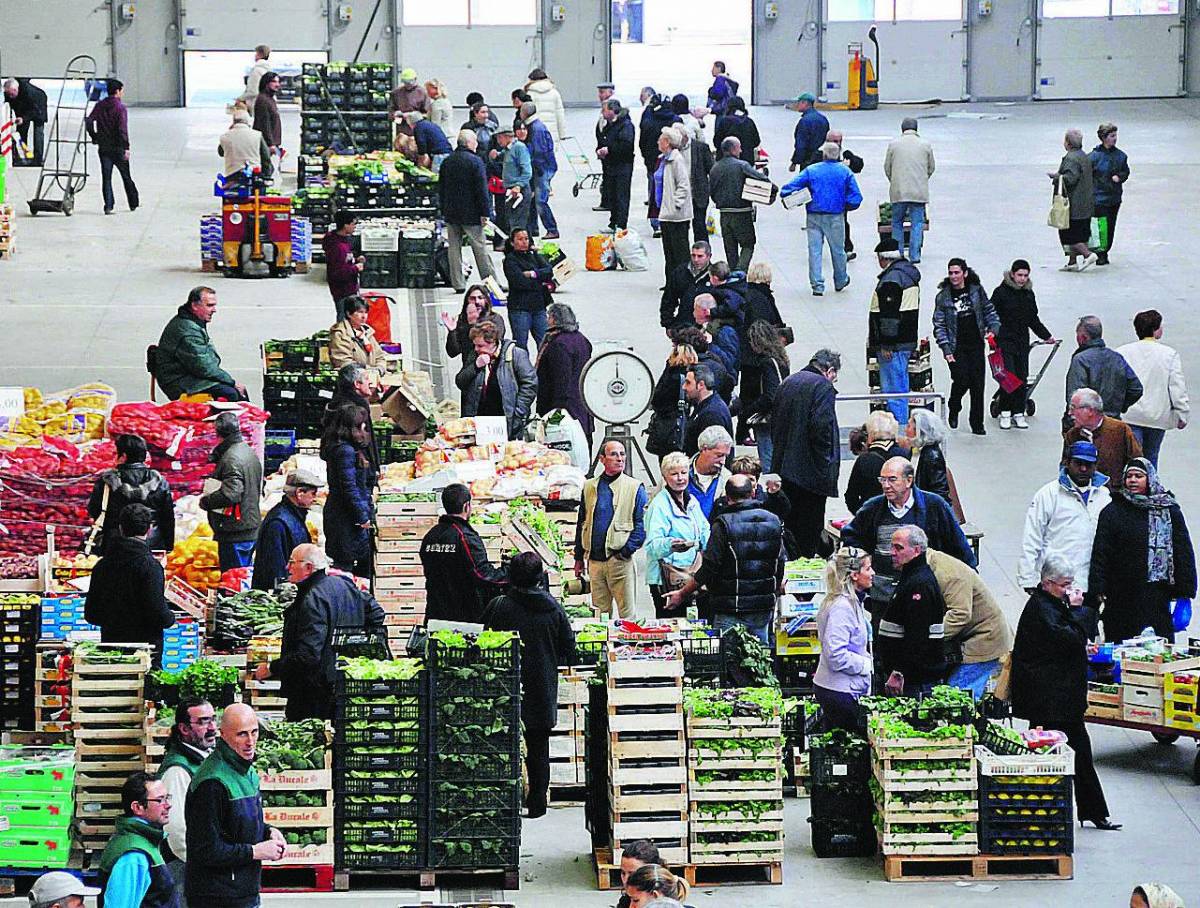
[775,630,820,656]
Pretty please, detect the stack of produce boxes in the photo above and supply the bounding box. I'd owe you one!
[550,668,590,790]
[258,719,334,867]
[806,730,875,857]
[1120,644,1200,727]
[334,657,427,872]
[374,493,439,643]
[977,738,1074,860]
[72,643,151,855]
[300,62,393,155]
[1,593,40,730]
[35,642,73,733]
[0,745,75,868]
[1164,671,1200,730]
[684,688,785,876]
[427,630,522,872]
[0,202,14,257]
[606,636,688,865]
[776,557,824,791]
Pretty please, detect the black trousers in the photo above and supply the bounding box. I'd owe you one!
[660,221,690,283]
[844,211,854,253]
[782,480,829,558]
[1027,717,1110,822]
[16,120,45,166]
[1094,203,1121,255]
[721,210,756,272]
[948,344,986,431]
[99,152,140,212]
[599,160,612,210]
[608,162,633,230]
[524,726,551,815]
[997,342,1030,414]
[692,202,708,245]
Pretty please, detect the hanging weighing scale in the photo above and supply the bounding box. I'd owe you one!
[579,348,657,484]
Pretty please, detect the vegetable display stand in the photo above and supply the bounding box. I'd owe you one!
[71,644,151,854]
[0,745,76,869]
[260,724,334,868]
[977,743,1074,858]
[374,493,440,647]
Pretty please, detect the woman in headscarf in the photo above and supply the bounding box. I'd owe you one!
[1131,883,1185,908]
[1089,458,1197,643]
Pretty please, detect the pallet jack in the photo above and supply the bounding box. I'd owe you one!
[221,165,292,278]
[820,26,880,111]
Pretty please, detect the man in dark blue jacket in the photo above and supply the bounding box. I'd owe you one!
[789,93,830,170]
[598,100,636,232]
[252,470,320,591]
[520,102,560,240]
[407,110,452,170]
[439,130,496,290]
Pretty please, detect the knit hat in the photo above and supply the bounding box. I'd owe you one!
[1067,441,1099,463]
[874,237,901,259]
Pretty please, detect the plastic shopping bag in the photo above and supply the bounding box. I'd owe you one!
[612,228,649,272]
[1172,598,1193,633]
[526,409,590,471]
[586,234,616,271]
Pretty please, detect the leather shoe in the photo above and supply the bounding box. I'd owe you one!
[1081,817,1122,830]
[948,412,959,429]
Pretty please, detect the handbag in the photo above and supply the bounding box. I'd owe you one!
[1047,181,1070,229]
[645,375,687,456]
[659,551,702,592]
[987,336,1023,394]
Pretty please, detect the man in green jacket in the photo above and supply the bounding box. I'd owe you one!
[97,771,180,907]
[199,413,263,571]
[155,287,247,401]
[160,698,216,905]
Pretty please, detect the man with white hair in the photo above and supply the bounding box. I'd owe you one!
[253,469,322,591]
[574,441,648,618]
[687,425,734,519]
[1062,387,1141,490]
[781,141,862,297]
[3,77,47,166]
[877,526,948,696]
[218,110,272,185]
[439,129,495,290]
[1065,315,1143,419]
[406,109,451,172]
[707,136,773,270]
[883,117,935,263]
[254,543,385,720]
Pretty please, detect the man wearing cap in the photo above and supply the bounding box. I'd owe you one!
[253,471,321,590]
[594,83,617,212]
[199,413,263,573]
[497,124,535,234]
[218,110,273,187]
[788,92,829,172]
[1019,441,1111,621]
[869,236,922,425]
[96,771,178,908]
[390,68,430,135]
[883,118,935,263]
[27,871,101,908]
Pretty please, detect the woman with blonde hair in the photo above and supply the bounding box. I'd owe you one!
[647,344,698,457]
[625,864,689,908]
[812,547,874,731]
[656,125,693,281]
[644,451,711,617]
[425,79,452,134]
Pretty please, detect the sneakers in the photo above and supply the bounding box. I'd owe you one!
[834,278,850,292]
[846,251,857,261]
[1078,253,1098,272]
[999,412,1012,430]
[1060,261,1078,272]
[812,288,824,297]
[1014,413,1029,429]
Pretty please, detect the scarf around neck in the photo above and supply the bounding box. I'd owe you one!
[1119,457,1176,584]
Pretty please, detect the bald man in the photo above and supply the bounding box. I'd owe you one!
[825,129,863,260]
[186,703,285,907]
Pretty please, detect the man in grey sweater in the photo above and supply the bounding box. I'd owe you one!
[707,137,773,271]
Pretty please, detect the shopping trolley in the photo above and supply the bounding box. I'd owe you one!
[989,339,1062,419]
[563,135,602,197]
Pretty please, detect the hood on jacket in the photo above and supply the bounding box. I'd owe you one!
[104,463,167,499]
[525,78,557,94]
[937,269,982,292]
[879,259,921,285]
[1058,464,1108,496]
[104,534,155,566]
[510,584,560,612]
[1001,270,1032,292]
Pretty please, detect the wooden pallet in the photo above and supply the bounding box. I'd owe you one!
[882,852,1073,882]
[261,863,334,892]
[684,860,782,886]
[333,866,520,891]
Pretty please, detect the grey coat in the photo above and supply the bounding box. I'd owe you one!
[708,155,770,212]
[1056,148,1094,221]
[1065,338,1144,417]
[200,434,263,543]
[931,276,1000,357]
[455,339,538,439]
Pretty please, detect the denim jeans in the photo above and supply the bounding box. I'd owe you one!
[99,152,140,212]
[878,349,911,425]
[755,429,773,473]
[1130,424,1165,468]
[947,659,1001,700]
[509,308,548,356]
[714,610,773,646]
[533,167,559,233]
[217,539,256,573]
[806,212,848,293]
[891,201,926,263]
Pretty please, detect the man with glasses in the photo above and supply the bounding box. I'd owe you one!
[252,470,323,591]
[159,698,216,904]
[842,456,975,618]
[97,771,178,907]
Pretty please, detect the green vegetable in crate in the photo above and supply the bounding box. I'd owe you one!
[74,643,146,664]
[177,660,240,702]
[341,657,423,680]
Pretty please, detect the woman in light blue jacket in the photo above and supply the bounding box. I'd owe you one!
[644,451,711,617]
[812,546,875,732]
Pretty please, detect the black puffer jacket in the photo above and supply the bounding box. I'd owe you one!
[88,463,176,554]
[990,272,1052,351]
[1011,588,1090,724]
[695,500,785,614]
[84,536,173,646]
[914,443,951,504]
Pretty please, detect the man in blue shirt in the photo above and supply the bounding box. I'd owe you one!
[97,772,179,908]
[789,92,830,170]
[782,142,863,297]
[406,110,452,172]
[520,102,560,240]
[574,441,648,618]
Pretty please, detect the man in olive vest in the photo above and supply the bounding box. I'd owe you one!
[573,440,648,618]
[97,771,180,907]
[159,698,216,904]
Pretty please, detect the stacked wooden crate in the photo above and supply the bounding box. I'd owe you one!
[244,678,287,721]
[261,745,335,867]
[606,641,688,864]
[1164,671,1200,731]
[375,493,439,644]
[0,203,14,258]
[72,644,152,855]
[550,668,590,790]
[1120,647,1200,726]
[34,642,73,734]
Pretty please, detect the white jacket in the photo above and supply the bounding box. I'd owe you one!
[525,78,569,140]
[1116,338,1190,431]
[883,130,935,203]
[429,96,454,136]
[1018,472,1111,592]
[239,59,272,107]
[659,148,692,222]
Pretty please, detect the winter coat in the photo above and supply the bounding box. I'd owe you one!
[323,385,380,474]
[413,118,452,156]
[252,92,281,147]
[782,160,862,215]
[446,311,507,362]
[771,365,839,498]
[85,96,130,155]
[845,441,908,513]
[429,95,454,134]
[876,552,948,687]
[438,147,490,225]
[252,497,310,591]
[201,435,263,543]
[1010,588,1090,725]
[1116,339,1190,431]
[88,463,175,555]
[322,231,360,303]
[155,304,236,399]
[883,130,935,203]
[185,739,270,908]
[870,259,922,353]
[239,60,271,107]
[1018,467,1111,592]
[791,107,830,166]
[1089,494,1196,642]
[84,536,172,646]
[420,514,506,622]
[1062,417,1142,491]
[660,261,711,329]
[931,273,999,357]
[708,155,769,212]
[483,585,576,730]
[1065,338,1143,417]
[1055,148,1094,220]
[598,109,636,166]
[524,116,557,174]
[501,138,532,189]
[525,78,569,140]
[914,443,951,504]
[328,319,384,371]
[927,550,1012,664]
[696,500,785,615]
[8,78,48,123]
[686,132,714,212]
[536,328,594,438]
[270,569,385,720]
[744,282,784,329]
[639,100,681,168]
[743,356,786,424]
[683,393,733,457]
[218,122,273,179]
[705,324,741,385]
[455,339,538,439]
[1088,144,1130,208]
[990,273,1052,351]
[643,488,711,587]
[706,74,739,116]
[502,249,553,313]
[713,112,760,165]
[658,149,692,222]
[813,592,873,696]
[322,441,376,568]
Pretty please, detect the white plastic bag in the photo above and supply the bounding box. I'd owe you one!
[527,410,590,471]
[612,228,649,272]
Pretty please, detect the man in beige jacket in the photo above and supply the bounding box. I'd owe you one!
[883,118,935,264]
[927,549,1012,699]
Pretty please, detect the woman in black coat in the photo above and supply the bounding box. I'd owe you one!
[844,411,906,512]
[319,403,377,578]
[1011,555,1120,830]
[712,96,761,166]
[482,552,576,818]
[647,344,696,457]
[906,408,952,506]
[501,228,554,355]
[536,303,594,441]
[441,284,507,364]
[742,321,789,472]
[1089,458,1197,643]
[990,259,1055,428]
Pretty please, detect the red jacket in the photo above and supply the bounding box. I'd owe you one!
[322,232,359,303]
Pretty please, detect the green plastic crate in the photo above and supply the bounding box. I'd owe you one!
[0,792,73,828]
[0,747,76,793]
[0,826,72,867]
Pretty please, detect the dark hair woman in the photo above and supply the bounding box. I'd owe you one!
[535,302,594,440]
[502,228,554,354]
[625,864,689,908]
[441,284,507,364]
[989,259,1055,429]
[319,403,377,578]
[931,257,999,435]
[743,320,790,472]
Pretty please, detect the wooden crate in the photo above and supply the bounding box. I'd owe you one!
[882,852,1071,882]
[878,831,979,857]
[868,730,974,761]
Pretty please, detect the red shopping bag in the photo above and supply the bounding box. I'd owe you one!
[988,336,1023,394]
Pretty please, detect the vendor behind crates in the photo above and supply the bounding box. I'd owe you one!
[419,483,507,623]
[159,697,217,904]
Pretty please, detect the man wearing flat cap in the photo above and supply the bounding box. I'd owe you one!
[253,469,322,591]
[789,92,829,171]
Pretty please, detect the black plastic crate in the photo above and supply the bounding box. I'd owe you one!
[428,836,519,870]
[337,674,423,701]
[809,782,873,821]
[574,639,605,667]
[775,653,820,690]
[680,635,723,686]
[431,747,521,783]
[808,738,871,787]
[431,781,522,838]
[340,817,423,846]
[337,838,423,870]
[976,721,1034,756]
[979,775,1073,803]
[584,680,610,846]
[336,773,424,797]
[337,793,424,820]
[335,748,424,773]
[808,817,876,858]
[338,700,422,725]
[429,638,520,696]
[336,724,421,748]
[981,820,1073,856]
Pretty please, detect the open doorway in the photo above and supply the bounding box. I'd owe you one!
[610,0,752,106]
[183,50,328,108]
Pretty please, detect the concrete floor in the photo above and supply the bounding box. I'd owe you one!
[2,98,1200,904]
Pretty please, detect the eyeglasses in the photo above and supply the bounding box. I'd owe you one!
[878,476,906,485]
[189,716,216,727]
[143,795,173,804]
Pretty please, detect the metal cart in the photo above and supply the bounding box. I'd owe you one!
[989,339,1062,419]
[28,54,97,216]
[1085,714,1200,784]
[563,135,602,197]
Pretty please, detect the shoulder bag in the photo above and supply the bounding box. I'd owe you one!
[82,483,110,557]
[1047,180,1070,230]
[645,375,688,456]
